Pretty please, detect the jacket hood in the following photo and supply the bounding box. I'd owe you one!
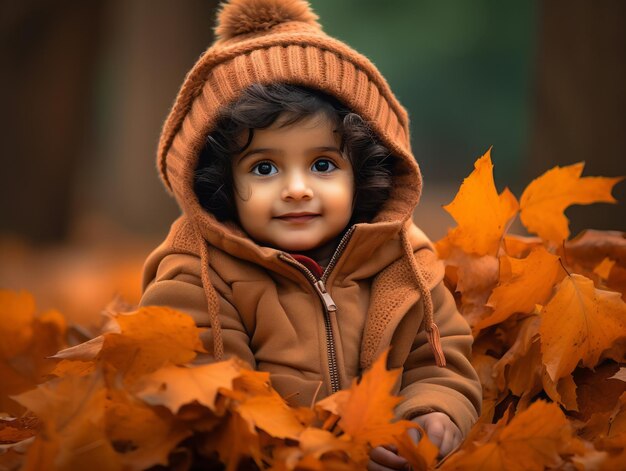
[156,0,423,258]
[152,0,446,367]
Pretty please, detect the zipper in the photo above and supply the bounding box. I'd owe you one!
[278,226,356,393]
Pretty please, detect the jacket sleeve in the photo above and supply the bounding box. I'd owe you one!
[140,251,256,368]
[394,281,482,437]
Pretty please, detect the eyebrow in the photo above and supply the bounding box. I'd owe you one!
[236,146,342,164]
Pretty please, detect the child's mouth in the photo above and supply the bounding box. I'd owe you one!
[275,213,319,223]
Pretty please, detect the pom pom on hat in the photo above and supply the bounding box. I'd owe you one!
[215,0,321,41]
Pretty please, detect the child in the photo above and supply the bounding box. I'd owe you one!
[140,0,481,467]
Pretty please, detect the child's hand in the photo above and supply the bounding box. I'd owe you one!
[367,412,461,470]
[412,412,462,457]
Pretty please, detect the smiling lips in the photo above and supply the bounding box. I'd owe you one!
[275,212,320,223]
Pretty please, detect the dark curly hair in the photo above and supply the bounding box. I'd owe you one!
[194,83,396,225]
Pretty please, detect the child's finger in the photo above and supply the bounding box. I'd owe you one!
[407,426,421,443]
[438,427,461,457]
[368,446,409,470]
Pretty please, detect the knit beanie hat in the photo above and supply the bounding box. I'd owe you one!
[157,0,422,225]
[155,0,446,367]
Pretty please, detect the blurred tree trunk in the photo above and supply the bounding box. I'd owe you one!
[0,0,103,244]
[0,1,218,244]
[528,0,626,234]
[74,0,218,239]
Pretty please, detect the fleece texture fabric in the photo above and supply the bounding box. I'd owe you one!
[140,0,482,436]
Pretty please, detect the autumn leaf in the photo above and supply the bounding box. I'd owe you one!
[441,148,519,257]
[394,425,438,471]
[541,371,578,412]
[200,412,263,471]
[319,350,409,448]
[0,291,67,416]
[435,239,499,326]
[594,257,616,280]
[236,392,305,440]
[99,307,206,383]
[0,416,39,444]
[540,274,626,381]
[562,230,626,299]
[52,335,105,362]
[440,401,584,471]
[610,368,626,383]
[492,315,543,409]
[519,162,622,244]
[572,362,626,424]
[502,234,543,258]
[105,388,190,470]
[133,359,243,413]
[470,352,499,423]
[476,247,563,331]
[294,427,358,459]
[13,373,122,471]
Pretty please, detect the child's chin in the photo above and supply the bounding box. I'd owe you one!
[275,238,319,253]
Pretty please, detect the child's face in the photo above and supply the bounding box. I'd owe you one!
[232,112,354,253]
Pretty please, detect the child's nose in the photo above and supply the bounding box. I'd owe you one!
[281,172,313,201]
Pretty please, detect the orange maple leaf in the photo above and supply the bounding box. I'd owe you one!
[440,401,584,471]
[0,290,67,416]
[492,315,543,408]
[594,257,616,281]
[519,162,622,244]
[104,307,205,370]
[133,359,244,413]
[540,274,626,381]
[442,148,519,257]
[235,389,305,440]
[476,247,563,331]
[13,373,122,471]
[200,412,263,471]
[394,425,439,471]
[106,389,190,470]
[323,350,410,448]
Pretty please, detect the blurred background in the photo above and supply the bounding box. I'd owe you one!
[1,0,624,328]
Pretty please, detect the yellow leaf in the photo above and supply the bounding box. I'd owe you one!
[14,373,122,471]
[334,350,409,447]
[99,307,206,382]
[440,401,580,471]
[394,425,438,471]
[297,427,357,458]
[200,412,262,471]
[519,162,622,244]
[540,274,626,381]
[0,291,67,416]
[492,315,543,409]
[443,149,519,256]
[105,389,190,470]
[541,372,578,412]
[594,257,616,280]
[236,393,305,440]
[476,247,563,331]
[133,359,243,413]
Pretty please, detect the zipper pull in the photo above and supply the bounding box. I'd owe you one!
[314,280,337,312]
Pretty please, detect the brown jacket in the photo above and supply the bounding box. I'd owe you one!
[140,215,481,436]
[141,0,480,435]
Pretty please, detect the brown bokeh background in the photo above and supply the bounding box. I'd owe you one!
[1,0,624,328]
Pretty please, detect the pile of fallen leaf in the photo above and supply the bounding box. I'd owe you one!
[1,149,625,470]
[0,302,436,470]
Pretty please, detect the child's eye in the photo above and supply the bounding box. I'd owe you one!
[311,159,337,173]
[251,161,278,176]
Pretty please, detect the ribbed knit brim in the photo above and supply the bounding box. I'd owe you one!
[157,0,422,225]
